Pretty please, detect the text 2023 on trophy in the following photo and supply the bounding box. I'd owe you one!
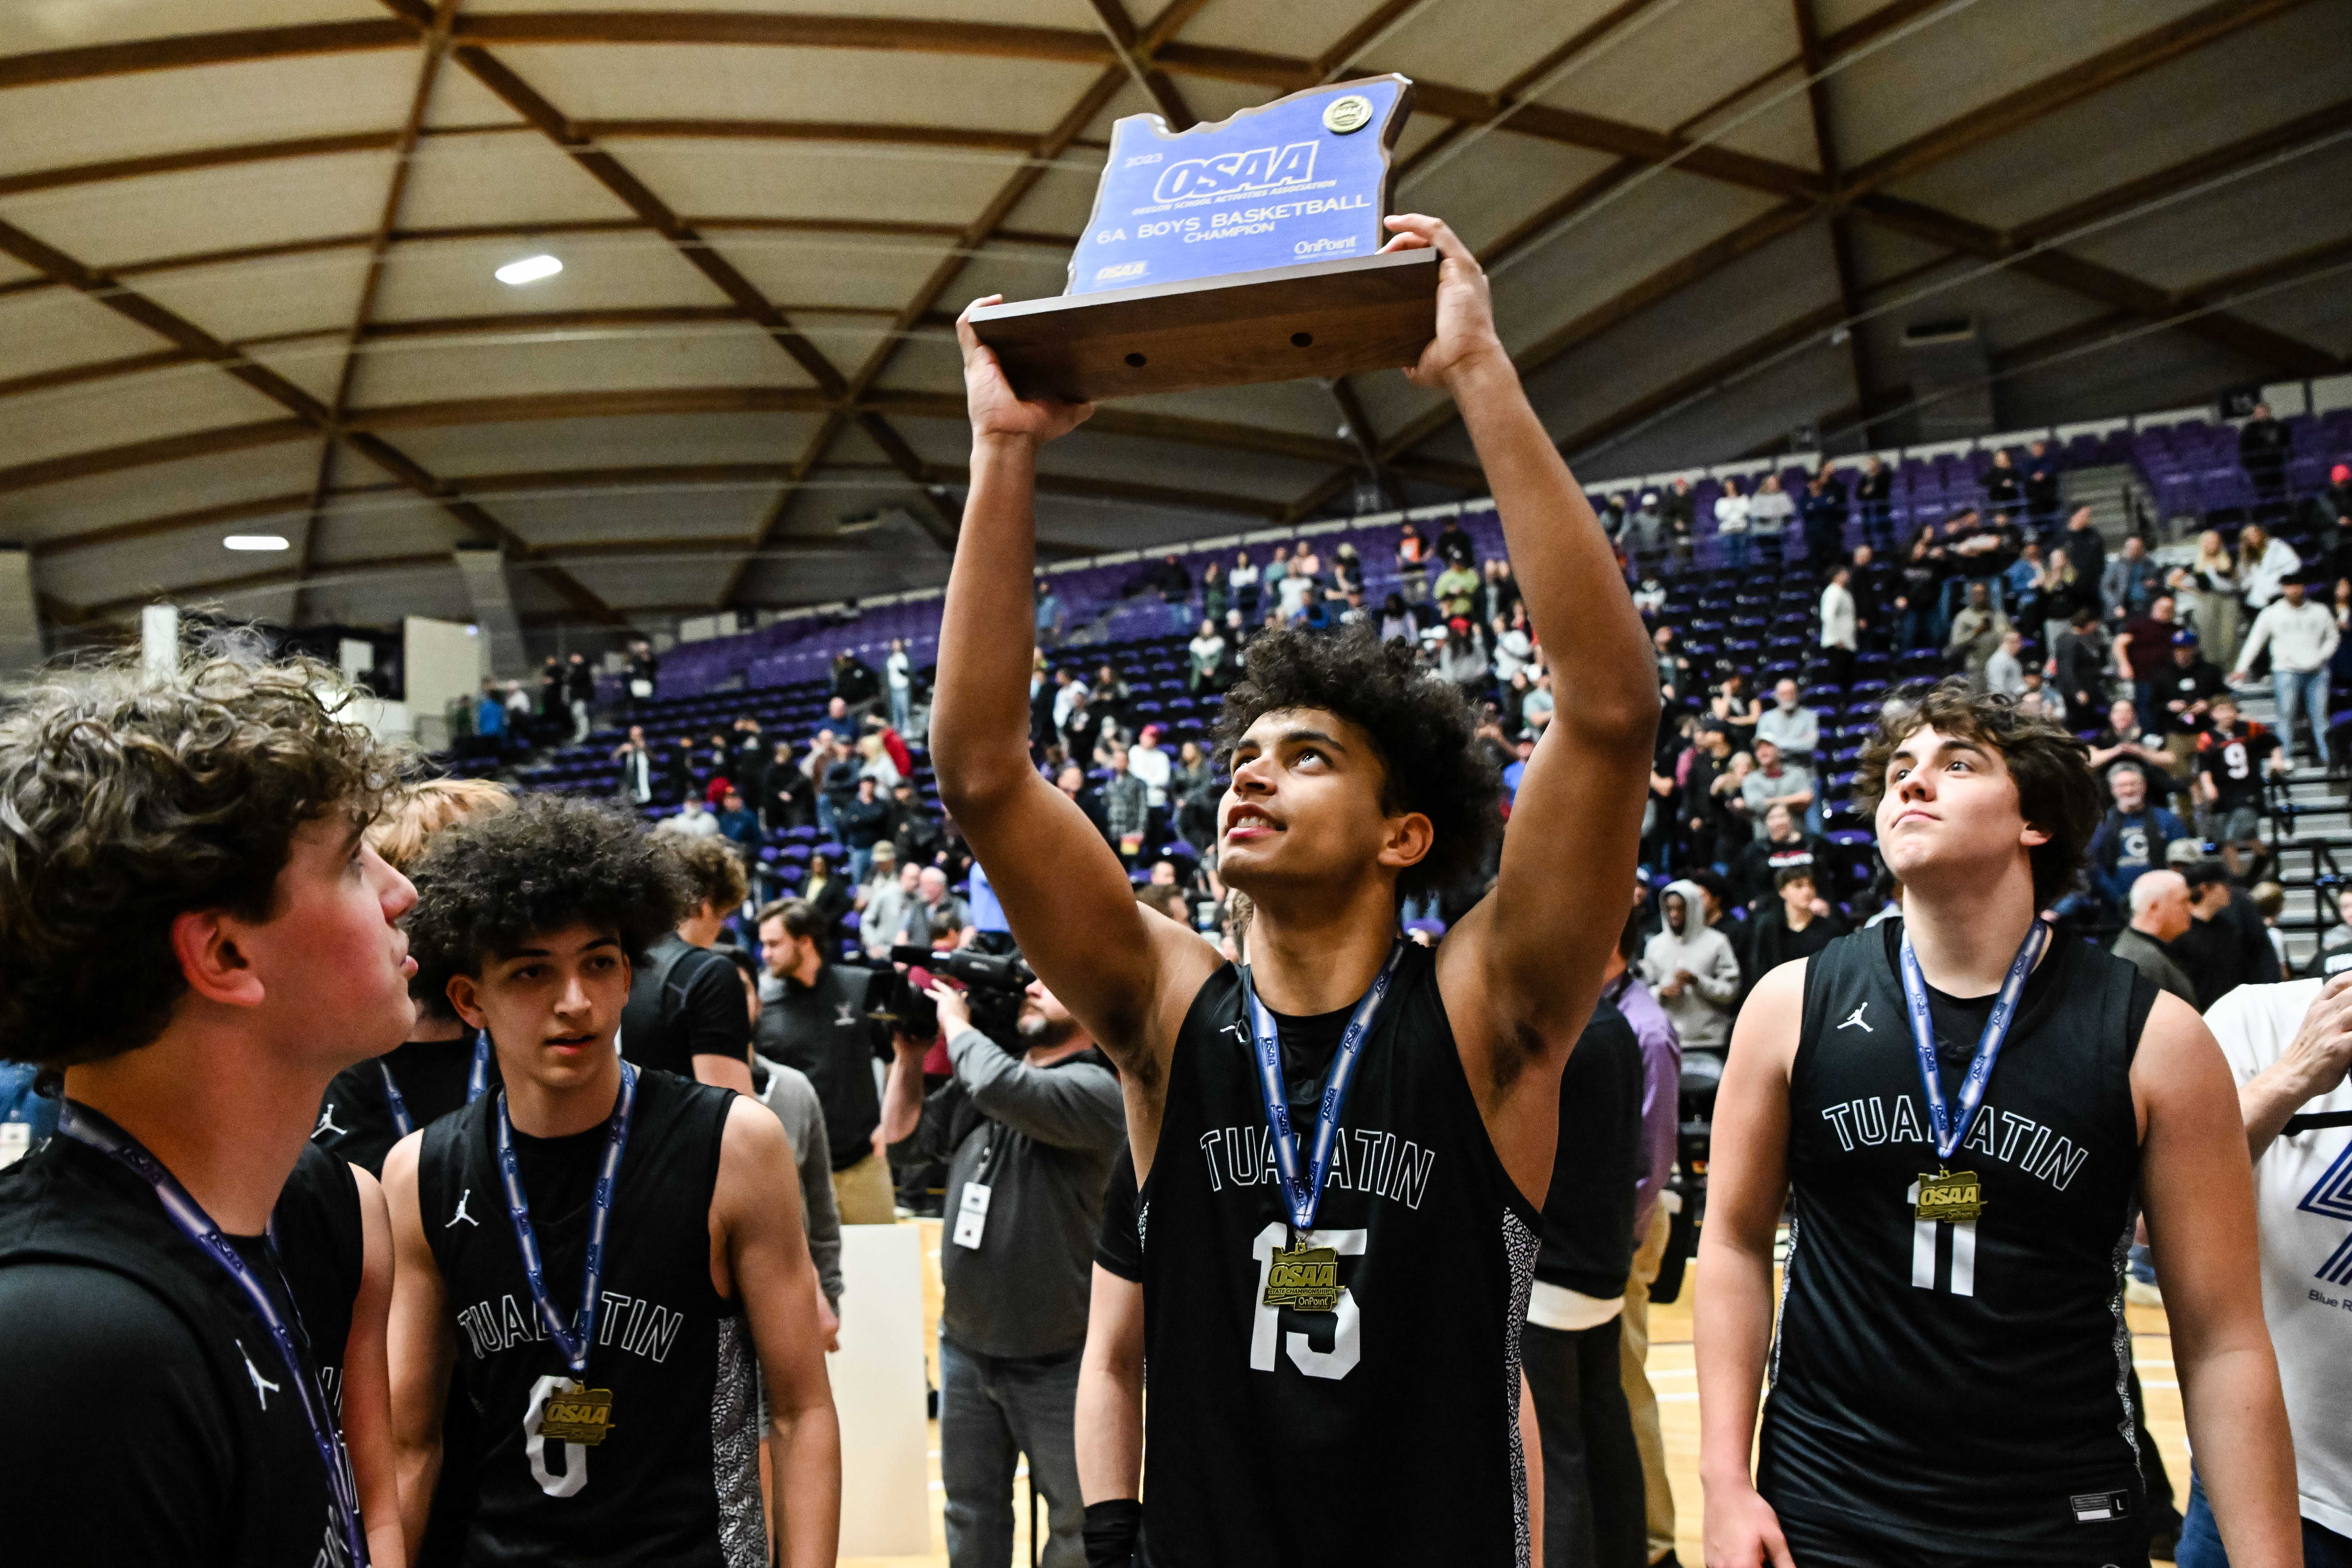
[968,76,1436,403]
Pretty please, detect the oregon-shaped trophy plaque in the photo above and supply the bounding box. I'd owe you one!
[968,75,1436,403]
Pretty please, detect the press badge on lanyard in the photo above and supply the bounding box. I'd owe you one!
[953,1174,992,1249]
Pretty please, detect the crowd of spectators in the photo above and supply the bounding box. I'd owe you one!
[464,411,2352,1095]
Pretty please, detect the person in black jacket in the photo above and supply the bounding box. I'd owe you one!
[2239,402,2290,504]
[1854,456,1894,550]
[759,739,811,831]
[2022,439,2062,539]
[564,651,597,742]
[2172,855,2284,1008]
[1523,998,1647,1568]
[832,651,882,713]
[1740,868,1847,994]
[1731,804,1833,911]
[616,836,755,1094]
[1982,448,2023,522]
[756,898,897,1223]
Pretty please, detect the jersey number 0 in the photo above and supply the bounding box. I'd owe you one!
[525,1374,590,1498]
[1249,1222,1365,1379]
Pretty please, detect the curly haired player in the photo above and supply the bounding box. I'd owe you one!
[382,795,838,1568]
[931,212,1658,1568]
[0,648,416,1567]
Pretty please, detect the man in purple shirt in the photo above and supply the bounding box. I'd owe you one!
[1602,904,1683,1567]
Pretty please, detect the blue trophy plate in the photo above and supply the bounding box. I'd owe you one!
[969,76,1436,403]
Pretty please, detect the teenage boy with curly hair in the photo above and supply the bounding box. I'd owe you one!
[931,213,1659,1567]
[0,650,416,1566]
[1698,679,2300,1567]
[382,795,838,1567]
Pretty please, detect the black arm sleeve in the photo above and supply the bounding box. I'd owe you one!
[682,950,754,1063]
[0,1261,232,1563]
[1094,1149,1143,1283]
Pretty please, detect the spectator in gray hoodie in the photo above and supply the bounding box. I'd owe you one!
[1639,878,1742,1052]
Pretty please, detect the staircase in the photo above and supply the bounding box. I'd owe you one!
[2061,463,2146,546]
[2228,686,2347,970]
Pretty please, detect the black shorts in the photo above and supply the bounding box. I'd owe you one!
[1779,1510,2150,1568]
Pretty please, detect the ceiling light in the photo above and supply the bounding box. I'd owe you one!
[223,534,289,551]
[495,253,563,286]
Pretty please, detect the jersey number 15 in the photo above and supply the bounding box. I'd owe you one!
[1249,1223,1365,1380]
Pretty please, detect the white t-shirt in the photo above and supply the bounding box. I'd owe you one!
[2203,977,2352,1538]
[1128,742,1172,807]
[887,651,911,691]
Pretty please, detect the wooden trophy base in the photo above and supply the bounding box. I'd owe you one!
[967,248,1437,403]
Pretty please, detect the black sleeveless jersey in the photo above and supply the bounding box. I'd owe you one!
[1761,921,2156,1560]
[418,1068,763,1568]
[315,1033,500,1177]
[1138,946,1541,1568]
[0,1131,351,1566]
[274,1143,366,1416]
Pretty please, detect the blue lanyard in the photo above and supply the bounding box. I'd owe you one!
[379,1032,492,1138]
[58,1102,370,1568]
[1897,919,2049,1166]
[1239,941,1406,1233]
[491,1060,636,1378]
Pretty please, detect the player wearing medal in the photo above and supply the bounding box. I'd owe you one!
[1697,677,2300,1567]
[0,649,416,1567]
[933,213,1657,1568]
[383,796,840,1567]
[315,779,514,1177]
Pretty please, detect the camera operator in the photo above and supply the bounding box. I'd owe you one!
[879,965,1124,1568]
[755,898,897,1223]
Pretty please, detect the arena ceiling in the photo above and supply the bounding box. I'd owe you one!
[2,0,2348,643]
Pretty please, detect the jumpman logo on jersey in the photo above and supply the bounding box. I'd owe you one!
[1837,1003,1873,1033]
[447,1188,480,1228]
[311,1102,345,1139]
[836,1003,858,1025]
[238,1339,280,1409]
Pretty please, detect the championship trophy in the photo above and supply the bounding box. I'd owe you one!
[968,75,1435,403]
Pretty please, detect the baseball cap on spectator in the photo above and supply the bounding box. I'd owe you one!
[2171,629,2199,646]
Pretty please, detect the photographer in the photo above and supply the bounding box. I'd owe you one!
[879,968,1124,1568]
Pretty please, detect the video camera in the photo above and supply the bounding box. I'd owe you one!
[882,944,1037,1051]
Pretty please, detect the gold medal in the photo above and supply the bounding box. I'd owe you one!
[539,1381,618,1446]
[1914,1170,1983,1223]
[1262,1239,1342,1313]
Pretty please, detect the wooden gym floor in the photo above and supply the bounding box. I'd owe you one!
[839,1220,2188,1567]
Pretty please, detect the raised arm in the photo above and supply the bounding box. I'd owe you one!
[931,306,1222,1095]
[1397,215,1659,1074]
[2134,994,2300,1566]
[2236,973,2352,1160]
[380,1134,453,1554]
[342,1166,408,1568]
[715,1100,841,1568]
[1694,961,1802,1568]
